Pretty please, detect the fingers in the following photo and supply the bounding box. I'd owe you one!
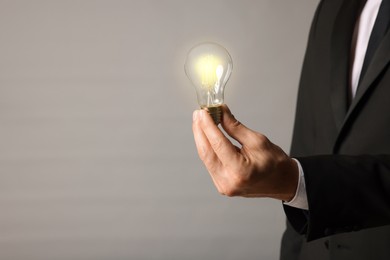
[192,105,293,200]
[220,105,261,148]
[192,110,222,173]
[195,109,240,165]
[193,110,230,193]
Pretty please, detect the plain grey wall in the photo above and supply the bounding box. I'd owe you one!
[0,1,319,259]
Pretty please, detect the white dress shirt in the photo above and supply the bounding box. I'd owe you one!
[284,0,383,210]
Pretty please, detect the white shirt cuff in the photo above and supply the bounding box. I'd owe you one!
[283,158,309,210]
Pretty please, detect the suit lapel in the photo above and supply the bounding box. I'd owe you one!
[346,30,390,119]
[333,2,390,152]
[330,0,365,131]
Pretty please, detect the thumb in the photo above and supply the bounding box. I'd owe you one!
[221,105,258,146]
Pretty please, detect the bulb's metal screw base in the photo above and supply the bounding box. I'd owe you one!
[202,106,222,125]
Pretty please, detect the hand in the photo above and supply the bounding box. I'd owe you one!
[192,105,298,201]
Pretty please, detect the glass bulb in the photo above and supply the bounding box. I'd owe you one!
[185,42,233,124]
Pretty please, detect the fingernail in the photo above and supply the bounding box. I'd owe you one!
[199,109,205,120]
[193,110,198,121]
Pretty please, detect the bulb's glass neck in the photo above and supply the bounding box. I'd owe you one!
[197,87,223,108]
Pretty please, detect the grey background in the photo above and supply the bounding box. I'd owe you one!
[0,1,318,259]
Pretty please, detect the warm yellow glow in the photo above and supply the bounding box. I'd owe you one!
[195,55,223,89]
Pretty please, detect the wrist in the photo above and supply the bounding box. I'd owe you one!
[276,158,299,202]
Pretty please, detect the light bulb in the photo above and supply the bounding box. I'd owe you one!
[185,42,233,124]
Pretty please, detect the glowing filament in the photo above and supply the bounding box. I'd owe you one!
[195,55,223,90]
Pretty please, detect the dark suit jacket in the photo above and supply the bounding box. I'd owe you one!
[281,0,390,259]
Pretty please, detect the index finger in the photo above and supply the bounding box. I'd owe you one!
[198,109,240,165]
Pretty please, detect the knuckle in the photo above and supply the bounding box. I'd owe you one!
[256,132,268,143]
[226,173,247,197]
[224,188,237,197]
[210,137,224,152]
[218,189,226,196]
[216,185,228,196]
[200,152,215,167]
[197,147,207,161]
[225,191,234,197]
[202,157,216,170]
[229,117,241,128]
[253,133,270,148]
[197,147,213,165]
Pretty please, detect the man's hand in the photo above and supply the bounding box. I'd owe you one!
[192,105,298,202]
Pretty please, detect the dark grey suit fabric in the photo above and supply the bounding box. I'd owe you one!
[280,0,390,259]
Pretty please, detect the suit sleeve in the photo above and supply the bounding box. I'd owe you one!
[284,155,390,241]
